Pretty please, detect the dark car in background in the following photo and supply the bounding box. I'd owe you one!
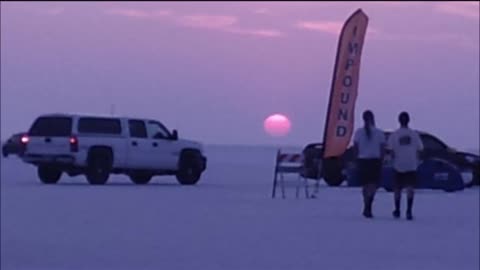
[2,132,27,158]
[302,131,480,187]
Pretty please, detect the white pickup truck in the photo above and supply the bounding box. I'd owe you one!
[20,114,207,185]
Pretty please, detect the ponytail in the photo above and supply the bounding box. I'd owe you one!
[365,123,372,140]
[362,110,375,141]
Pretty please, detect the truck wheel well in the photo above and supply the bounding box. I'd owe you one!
[178,148,202,169]
[180,148,201,156]
[88,146,114,162]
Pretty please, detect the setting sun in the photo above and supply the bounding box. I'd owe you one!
[263,114,291,137]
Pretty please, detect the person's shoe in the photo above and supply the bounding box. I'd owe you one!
[363,208,373,218]
[393,209,400,219]
[406,211,413,220]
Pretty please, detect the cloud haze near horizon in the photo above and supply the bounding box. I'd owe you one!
[1,2,479,150]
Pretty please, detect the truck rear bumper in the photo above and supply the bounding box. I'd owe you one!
[22,154,75,165]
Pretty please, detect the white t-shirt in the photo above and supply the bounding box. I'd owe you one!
[387,127,424,172]
[353,126,386,159]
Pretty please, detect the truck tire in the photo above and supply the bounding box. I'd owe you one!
[323,158,345,186]
[302,147,322,180]
[129,172,152,185]
[38,165,62,184]
[176,151,202,185]
[86,148,112,185]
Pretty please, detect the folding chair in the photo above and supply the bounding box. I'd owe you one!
[271,150,310,199]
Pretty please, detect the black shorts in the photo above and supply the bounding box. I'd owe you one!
[394,171,417,188]
[356,158,382,185]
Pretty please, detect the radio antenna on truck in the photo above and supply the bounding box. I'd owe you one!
[110,104,116,116]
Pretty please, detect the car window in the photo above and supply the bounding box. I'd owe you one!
[421,134,447,151]
[128,120,148,138]
[78,117,122,135]
[148,121,170,139]
[29,117,72,137]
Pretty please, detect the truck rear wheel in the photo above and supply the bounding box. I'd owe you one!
[38,165,62,184]
[86,149,112,185]
[176,151,202,185]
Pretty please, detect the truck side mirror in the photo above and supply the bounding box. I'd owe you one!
[171,130,178,140]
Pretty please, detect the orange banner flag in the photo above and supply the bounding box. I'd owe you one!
[323,9,369,158]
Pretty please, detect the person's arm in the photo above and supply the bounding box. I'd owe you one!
[379,132,387,161]
[386,133,395,160]
[352,130,359,159]
[382,132,394,168]
[353,142,359,160]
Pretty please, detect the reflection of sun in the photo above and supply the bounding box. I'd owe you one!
[263,114,291,137]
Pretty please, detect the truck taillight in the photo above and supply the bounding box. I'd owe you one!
[70,136,79,152]
[21,135,29,144]
[20,134,29,155]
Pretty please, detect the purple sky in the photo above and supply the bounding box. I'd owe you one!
[1,2,479,149]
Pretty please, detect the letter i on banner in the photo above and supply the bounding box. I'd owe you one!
[323,9,369,159]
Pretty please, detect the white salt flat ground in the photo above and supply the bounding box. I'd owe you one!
[1,145,479,270]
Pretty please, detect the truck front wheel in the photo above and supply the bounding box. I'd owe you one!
[176,151,202,185]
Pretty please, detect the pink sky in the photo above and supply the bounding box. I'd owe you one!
[1,1,479,149]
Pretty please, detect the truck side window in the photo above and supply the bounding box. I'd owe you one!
[129,120,148,138]
[148,122,170,140]
[78,117,122,135]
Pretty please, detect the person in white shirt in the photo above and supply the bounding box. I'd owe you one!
[387,112,423,220]
[353,110,386,218]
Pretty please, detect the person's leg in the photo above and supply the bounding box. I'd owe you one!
[364,159,381,218]
[406,186,414,219]
[362,184,369,205]
[363,184,373,218]
[358,160,372,218]
[393,172,403,218]
[372,159,383,200]
[406,172,416,220]
[362,184,371,217]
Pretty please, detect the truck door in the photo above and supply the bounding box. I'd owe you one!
[127,120,152,169]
